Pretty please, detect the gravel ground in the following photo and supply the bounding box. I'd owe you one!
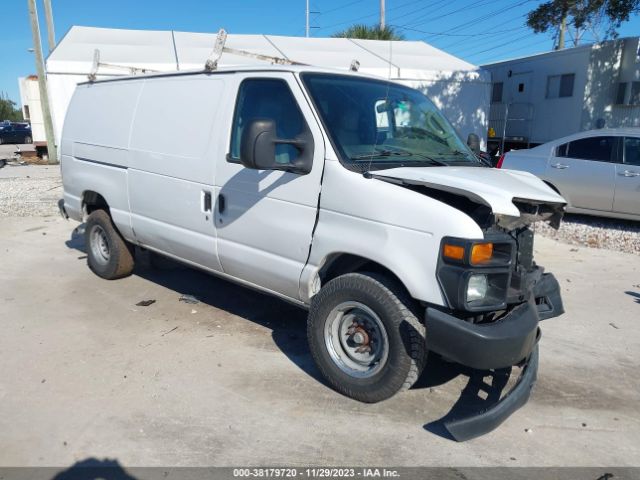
[535,214,640,256]
[2,164,638,254]
[0,164,61,217]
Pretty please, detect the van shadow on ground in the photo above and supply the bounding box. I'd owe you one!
[50,458,137,480]
[66,227,514,440]
[625,291,640,304]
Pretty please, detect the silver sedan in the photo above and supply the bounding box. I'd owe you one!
[498,128,640,221]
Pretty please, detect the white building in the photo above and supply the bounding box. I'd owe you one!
[482,37,640,152]
[18,75,46,145]
[44,26,491,155]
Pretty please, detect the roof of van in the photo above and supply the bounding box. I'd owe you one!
[47,26,487,82]
[75,64,418,87]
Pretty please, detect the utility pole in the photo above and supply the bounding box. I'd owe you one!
[557,13,567,49]
[304,1,318,38]
[27,0,58,164]
[306,0,310,37]
[43,0,56,53]
[555,2,568,50]
[380,0,385,29]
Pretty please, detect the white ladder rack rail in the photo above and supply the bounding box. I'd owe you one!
[204,29,308,71]
[87,29,361,80]
[88,49,160,81]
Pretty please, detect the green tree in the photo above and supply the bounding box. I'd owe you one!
[526,0,640,49]
[332,24,405,40]
[0,92,23,122]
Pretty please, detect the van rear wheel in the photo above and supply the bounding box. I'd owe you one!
[307,272,426,403]
[85,209,134,279]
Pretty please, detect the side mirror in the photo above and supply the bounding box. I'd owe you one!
[239,119,313,175]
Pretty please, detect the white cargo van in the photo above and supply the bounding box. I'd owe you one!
[59,66,566,441]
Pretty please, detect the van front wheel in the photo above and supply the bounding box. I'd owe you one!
[85,209,134,279]
[307,272,426,403]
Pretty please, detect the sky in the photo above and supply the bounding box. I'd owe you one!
[1,0,639,105]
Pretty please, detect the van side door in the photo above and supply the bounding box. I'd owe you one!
[613,136,640,216]
[545,135,617,212]
[127,76,227,271]
[214,73,325,300]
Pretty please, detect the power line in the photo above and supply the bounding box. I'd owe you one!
[452,31,535,55]
[421,0,534,39]
[387,0,451,24]
[315,0,420,31]
[404,1,533,55]
[453,31,539,56]
[318,0,368,17]
[434,13,530,49]
[394,24,524,37]
[466,36,554,62]
[401,0,501,29]
[435,25,530,53]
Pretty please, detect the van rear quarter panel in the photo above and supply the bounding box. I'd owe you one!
[60,81,143,240]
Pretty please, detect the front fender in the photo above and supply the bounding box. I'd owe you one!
[300,162,484,305]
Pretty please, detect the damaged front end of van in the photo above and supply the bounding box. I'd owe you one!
[370,167,566,441]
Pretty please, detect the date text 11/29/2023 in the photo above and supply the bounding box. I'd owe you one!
[232,468,400,478]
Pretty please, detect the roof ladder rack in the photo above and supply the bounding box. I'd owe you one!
[88,49,160,81]
[204,29,306,71]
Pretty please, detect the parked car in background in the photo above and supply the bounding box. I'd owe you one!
[498,128,640,221]
[0,123,32,144]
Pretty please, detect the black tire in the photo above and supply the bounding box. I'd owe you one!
[85,209,134,279]
[307,272,426,403]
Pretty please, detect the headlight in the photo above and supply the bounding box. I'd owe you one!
[466,274,488,302]
[437,236,515,312]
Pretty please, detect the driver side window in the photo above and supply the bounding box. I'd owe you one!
[229,78,307,164]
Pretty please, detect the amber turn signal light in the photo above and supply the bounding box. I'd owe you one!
[443,244,465,261]
[471,243,494,265]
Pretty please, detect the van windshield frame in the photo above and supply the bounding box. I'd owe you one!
[300,73,481,172]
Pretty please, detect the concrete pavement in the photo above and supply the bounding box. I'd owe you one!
[0,216,638,467]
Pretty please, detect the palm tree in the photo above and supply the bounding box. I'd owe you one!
[331,24,405,41]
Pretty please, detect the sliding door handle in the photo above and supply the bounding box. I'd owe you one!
[202,191,212,212]
[218,193,226,214]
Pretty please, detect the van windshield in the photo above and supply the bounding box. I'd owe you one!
[301,73,480,171]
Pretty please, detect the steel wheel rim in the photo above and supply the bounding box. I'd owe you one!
[89,225,110,265]
[324,301,389,378]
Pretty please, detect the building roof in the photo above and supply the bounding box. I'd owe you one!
[481,36,638,68]
[46,26,485,81]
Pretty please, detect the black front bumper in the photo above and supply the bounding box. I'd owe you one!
[424,272,563,441]
[426,272,563,371]
[426,300,540,371]
[444,345,538,442]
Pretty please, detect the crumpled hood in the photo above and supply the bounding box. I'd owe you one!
[370,166,566,218]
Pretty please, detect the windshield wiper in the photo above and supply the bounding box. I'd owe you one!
[432,149,486,165]
[349,146,451,167]
[435,149,469,158]
[349,148,413,160]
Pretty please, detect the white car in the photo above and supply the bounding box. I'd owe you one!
[499,128,640,221]
[58,65,566,440]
